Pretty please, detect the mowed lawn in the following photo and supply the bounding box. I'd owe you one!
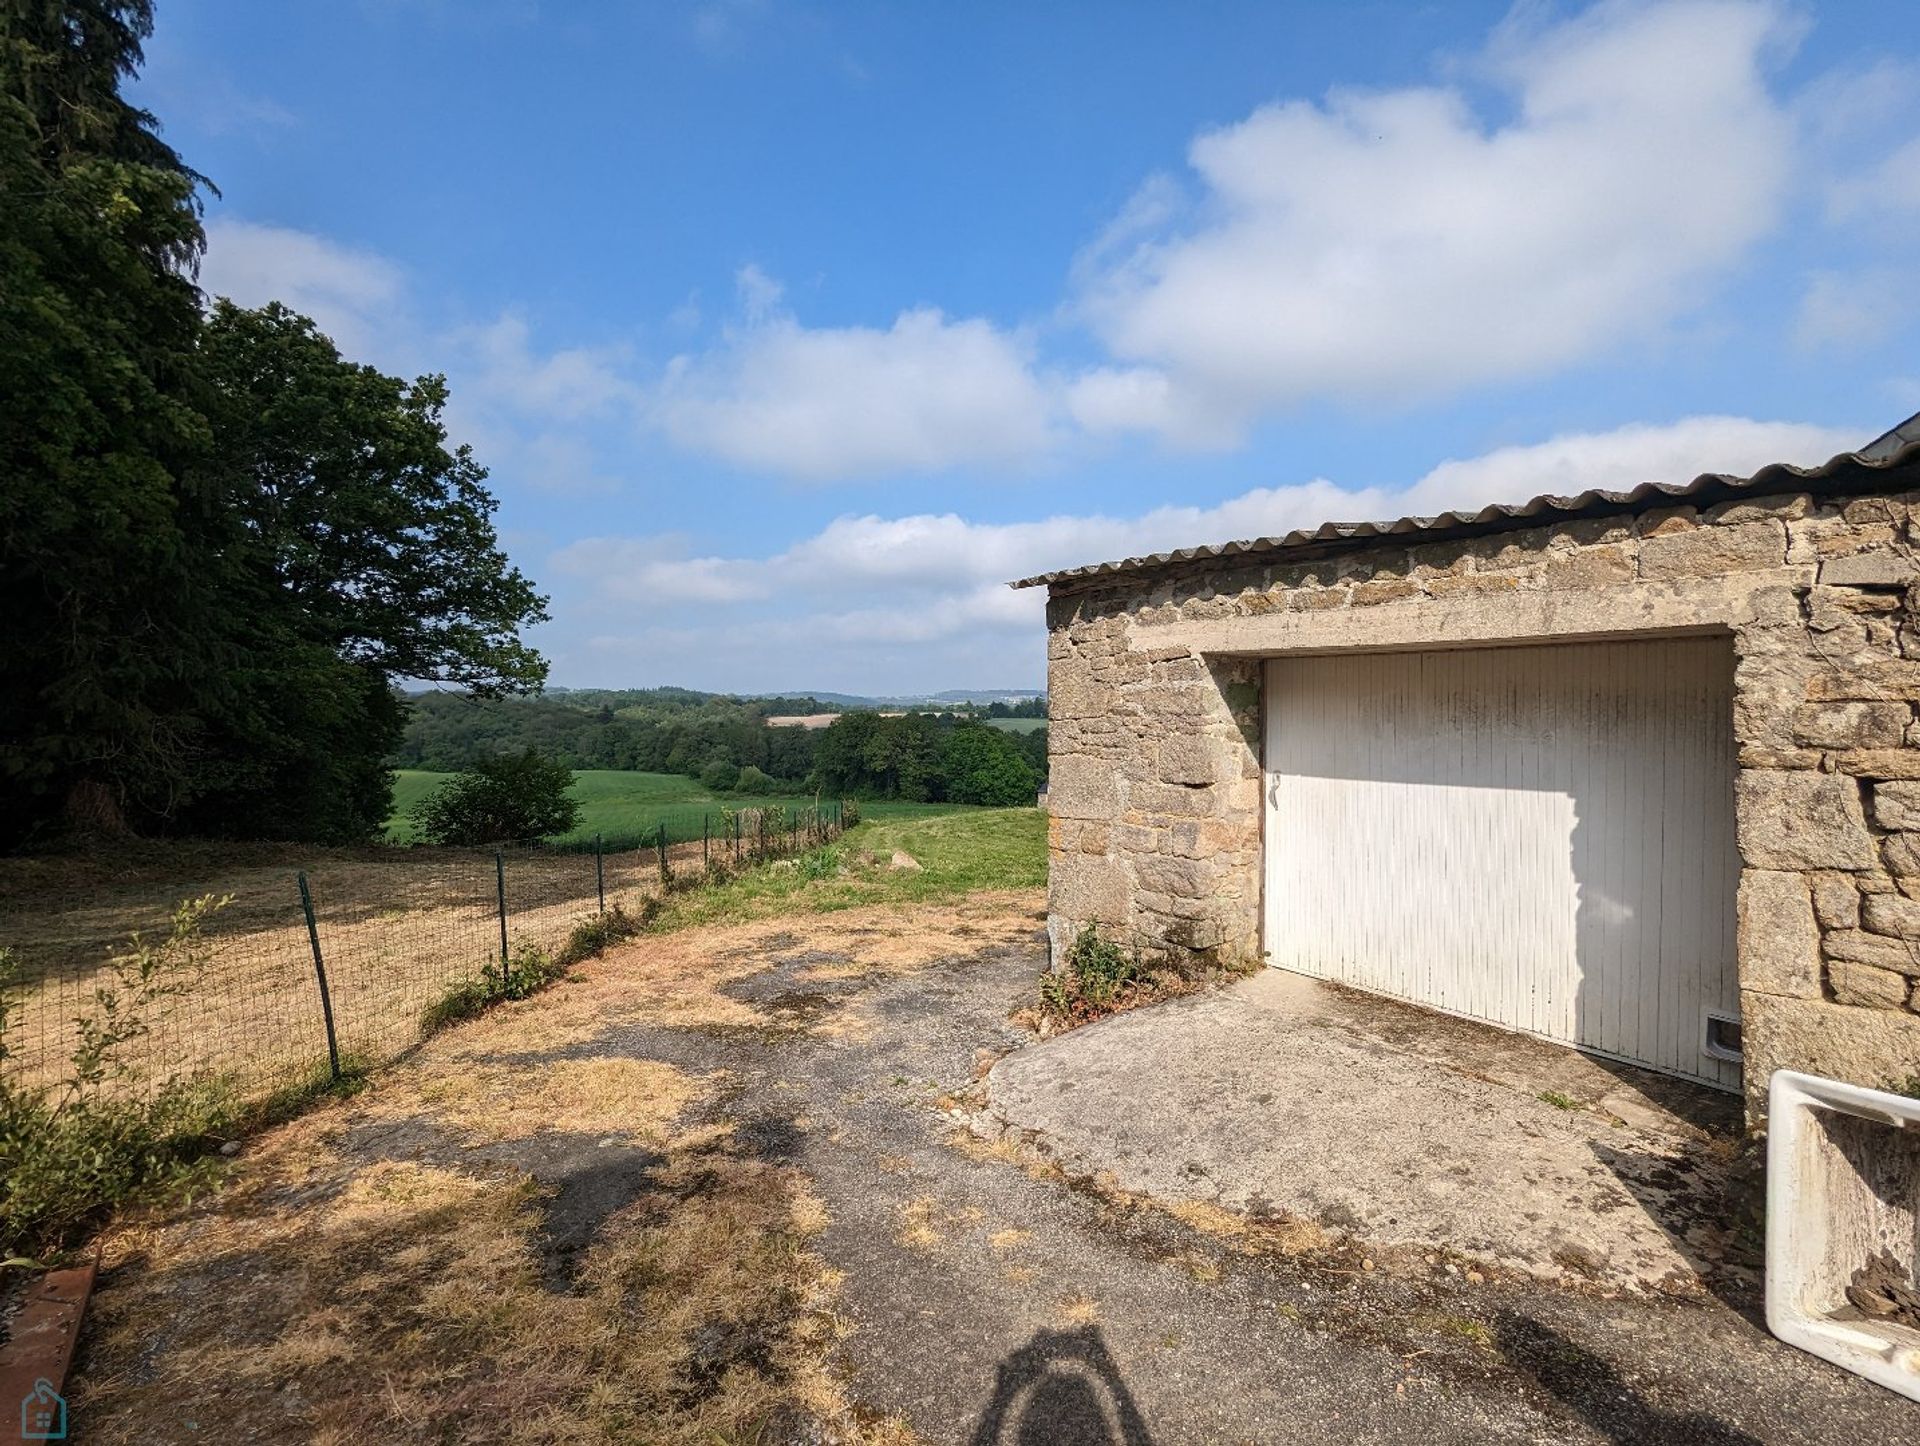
[387,768,982,845]
[983,716,1048,733]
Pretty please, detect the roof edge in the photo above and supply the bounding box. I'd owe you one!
[1009,433,1920,592]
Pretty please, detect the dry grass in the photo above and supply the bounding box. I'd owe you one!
[0,840,686,1102]
[66,894,1034,1444]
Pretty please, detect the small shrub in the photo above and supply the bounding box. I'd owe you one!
[1033,924,1221,1029]
[410,749,581,845]
[699,759,740,792]
[1,899,239,1261]
[736,765,774,794]
[555,903,640,968]
[1063,923,1138,1008]
[1537,1090,1581,1111]
[840,797,862,828]
[487,942,562,1001]
[798,846,843,882]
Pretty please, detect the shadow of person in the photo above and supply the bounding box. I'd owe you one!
[1494,1313,1761,1445]
[970,1325,1155,1446]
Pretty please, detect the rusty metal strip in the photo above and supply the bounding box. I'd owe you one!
[0,1261,98,1440]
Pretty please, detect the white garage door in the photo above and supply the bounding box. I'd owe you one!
[1263,637,1741,1089]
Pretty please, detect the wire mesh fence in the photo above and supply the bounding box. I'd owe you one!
[0,800,849,1112]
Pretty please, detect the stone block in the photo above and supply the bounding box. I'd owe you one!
[1872,780,1920,830]
[1048,858,1131,925]
[1858,895,1920,959]
[1819,552,1918,588]
[1156,735,1218,787]
[1542,546,1636,589]
[1048,756,1121,819]
[1734,770,1876,869]
[1135,853,1213,899]
[1882,832,1920,878]
[1811,872,1861,929]
[1427,571,1527,596]
[1350,577,1421,605]
[1805,661,1920,702]
[1834,749,1920,780]
[1829,960,1910,1009]
[1741,990,1920,1125]
[1638,520,1784,580]
[1736,870,1821,998]
[1823,929,1920,974]
[1790,701,1909,750]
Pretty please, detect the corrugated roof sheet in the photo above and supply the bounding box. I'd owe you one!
[1009,425,1920,591]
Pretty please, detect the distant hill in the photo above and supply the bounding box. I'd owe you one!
[420,684,1046,710]
[795,688,1045,708]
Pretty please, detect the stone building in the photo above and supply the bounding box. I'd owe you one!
[1014,417,1920,1122]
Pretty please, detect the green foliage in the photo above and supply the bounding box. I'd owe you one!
[735,764,774,793]
[1037,924,1146,1023]
[699,758,740,792]
[409,749,581,845]
[554,903,641,967]
[941,724,1040,806]
[0,18,547,849]
[0,898,237,1260]
[393,689,823,785]
[0,1,218,845]
[797,845,843,882]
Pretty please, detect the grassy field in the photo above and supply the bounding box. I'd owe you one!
[647,808,1047,933]
[387,769,977,845]
[983,717,1048,734]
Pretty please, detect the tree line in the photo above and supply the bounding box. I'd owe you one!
[2,3,546,849]
[397,693,1049,805]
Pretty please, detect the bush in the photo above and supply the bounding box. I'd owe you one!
[699,759,740,792]
[410,748,580,845]
[1038,923,1142,1024]
[941,725,1039,806]
[1,899,238,1261]
[736,764,774,794]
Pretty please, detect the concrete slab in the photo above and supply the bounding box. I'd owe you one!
[985,968,1752,1292]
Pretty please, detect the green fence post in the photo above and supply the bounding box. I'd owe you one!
[494,851,509,985]
[595,833,605,914]
[297,871,341,1083]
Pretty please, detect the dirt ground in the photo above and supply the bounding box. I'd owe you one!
[0,835,711,1100]
[67,890,1919,1444]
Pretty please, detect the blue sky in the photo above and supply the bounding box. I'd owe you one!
[138,0,1920,694]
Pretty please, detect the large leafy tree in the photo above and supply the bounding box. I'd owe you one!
[179,303,549,841]
[0,0,218,840]
[0,2,549,846]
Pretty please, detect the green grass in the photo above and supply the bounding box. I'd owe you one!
[982,717,1048,734]
[387,768,978,846]
[646,808,1048,932]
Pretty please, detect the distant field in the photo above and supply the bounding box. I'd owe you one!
[388,769,977,846]
[983,717,1047,734]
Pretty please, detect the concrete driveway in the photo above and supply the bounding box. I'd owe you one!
[985,966,1752,1295]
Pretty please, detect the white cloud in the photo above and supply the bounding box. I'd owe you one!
[654,302,1057,479]
[1794,270,1909,351]
[551,413,1855,688]
[1402,415,1860,514]
[200,219,409,364]
[1076,0,1799,428]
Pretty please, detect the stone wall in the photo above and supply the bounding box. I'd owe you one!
[1042,486,1920,1121]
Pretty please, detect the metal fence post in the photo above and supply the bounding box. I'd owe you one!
[297,871,341,1083]
[494,851,509,980]
[703,813,710,869]
[595,833,605,914]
